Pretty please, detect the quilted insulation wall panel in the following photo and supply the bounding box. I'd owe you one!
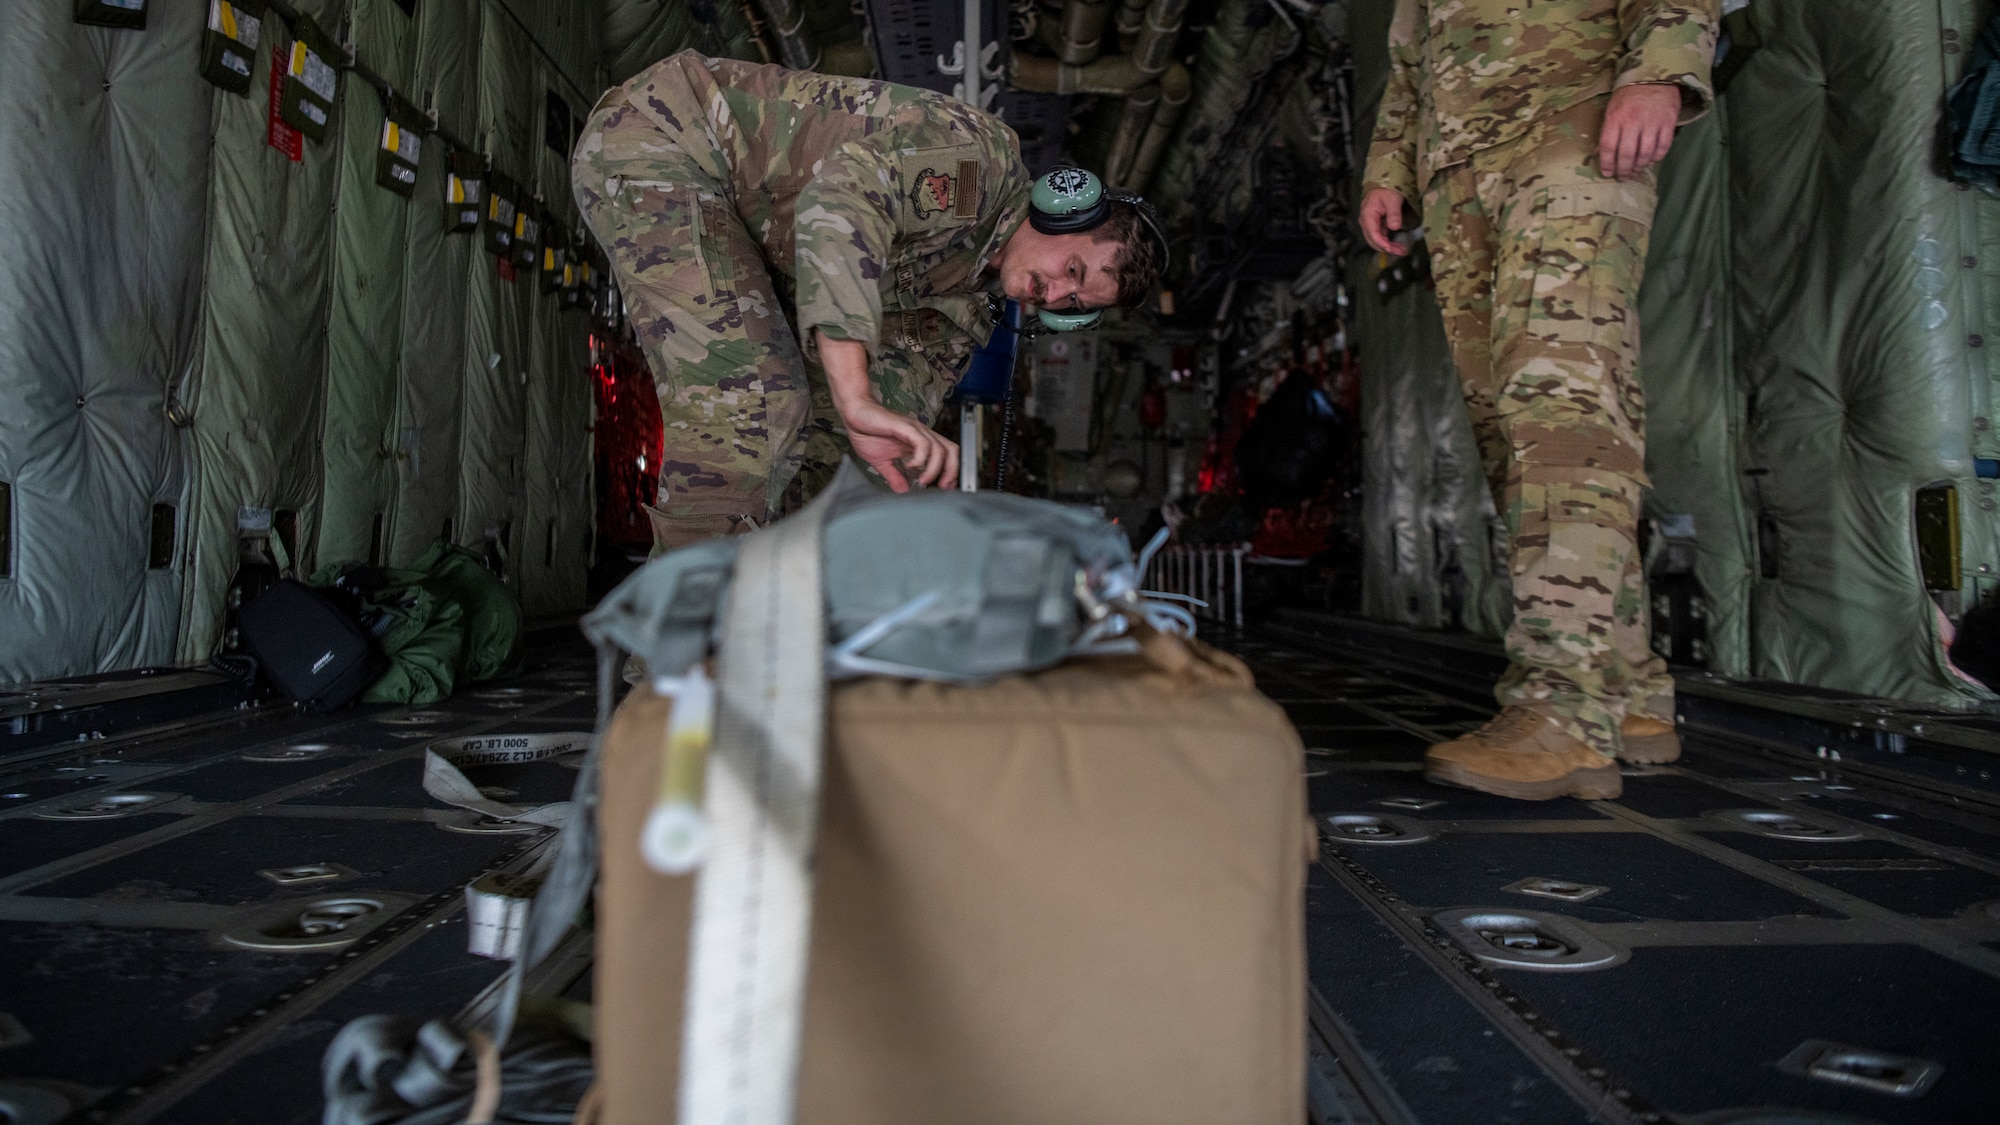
[1350,258,1511,637]
[1634,109,1754,677]
[457,6,538,580]
[318,0,419,568]
[387,0,482,563]
[0,0,604,682]
[178,0,352,664]
[1346,0,1508,640]
[1726,0,1992,701]
[516,43,597,615]
[0,0,213,682]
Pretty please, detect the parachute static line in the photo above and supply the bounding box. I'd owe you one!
[641,666,716,875]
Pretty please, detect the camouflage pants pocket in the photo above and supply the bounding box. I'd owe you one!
[1517,182,1655,432]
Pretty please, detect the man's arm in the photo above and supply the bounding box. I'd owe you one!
[1614,0,1721,120]
[796,144,958,490]
[1600,0,1720,179]
[817,332,958,492]
[795,142,900,356]
[1359,0,1424,256]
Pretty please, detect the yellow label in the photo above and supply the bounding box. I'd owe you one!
[449,175,466,204]
[218,2,237,39]
[383,122,400,153]
[514,213,527,238]
[563,263,576,285]
[544,247,556,270]
[289,40,307,78]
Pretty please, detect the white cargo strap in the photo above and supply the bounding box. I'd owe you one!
[422,731,592,828]
[678,489,831,1125]
[463,870,544,960]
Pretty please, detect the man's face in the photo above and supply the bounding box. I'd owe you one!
[995,227,1124,314]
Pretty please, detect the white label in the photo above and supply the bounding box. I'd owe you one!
[211,2,262,47]
[104,0,145,10]
[222,49,250,77]
[310,651,336,675]
[299,50,336,101]
[381,122,421,163]
[301,100,327,126]
[391,163,415,185]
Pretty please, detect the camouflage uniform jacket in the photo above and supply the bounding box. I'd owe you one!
[617,53,1032,375]
[1362,0,1719,199]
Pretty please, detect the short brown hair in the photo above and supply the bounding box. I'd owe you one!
[1089,201,1165,309]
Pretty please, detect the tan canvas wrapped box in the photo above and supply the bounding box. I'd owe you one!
[596,634,1307,1124]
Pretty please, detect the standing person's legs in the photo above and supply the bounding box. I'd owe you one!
[1421,167,1510,504]
[1479,96,1667,759]
[573,96,813,552]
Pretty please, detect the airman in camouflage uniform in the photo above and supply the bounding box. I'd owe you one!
[1361,0,1718,798]
[572,52,1029,548]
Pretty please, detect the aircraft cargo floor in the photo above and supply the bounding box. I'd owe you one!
[4,618,2000,1123]
[1257,612,2000,1125]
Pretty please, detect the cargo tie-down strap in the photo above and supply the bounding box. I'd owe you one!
[672,460,833,1124]
[421,731,594,828]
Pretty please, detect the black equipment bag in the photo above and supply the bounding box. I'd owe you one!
[238,579,386,710]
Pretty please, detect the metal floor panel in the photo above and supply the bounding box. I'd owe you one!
[0,640,597,1123]
[14,618,2000,1122]
[1231,625,2000,1125]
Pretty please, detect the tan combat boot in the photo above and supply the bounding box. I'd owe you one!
[1619,712,1680,764]
[1424,706,1622,800]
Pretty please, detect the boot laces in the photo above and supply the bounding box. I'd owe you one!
[1475,707,1546,741]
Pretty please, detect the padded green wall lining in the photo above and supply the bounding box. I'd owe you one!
[1726,0,1987,700]
[0,1,212,682]
[1349,259,1511,637]
[1634,109,1754,676]
[0,1,723,680]
[388,0,481,564]
[457,5,535,581]
[179,0,352,663]
[318,0,418,567]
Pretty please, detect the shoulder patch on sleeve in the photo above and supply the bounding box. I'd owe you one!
[900,143,982,225]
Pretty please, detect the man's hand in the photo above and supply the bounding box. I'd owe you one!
[1599,83,1683,181]
[815,331,959,492]
[1359,187,1412,256]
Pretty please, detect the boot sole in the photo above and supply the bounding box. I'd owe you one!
[1425,758,1623,801]
[1618,729,1682,765]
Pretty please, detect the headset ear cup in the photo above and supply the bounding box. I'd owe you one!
[1030,167,1110,235]
[1037,308,1103,332]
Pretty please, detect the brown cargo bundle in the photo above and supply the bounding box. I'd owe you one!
[595,629,1308,1125]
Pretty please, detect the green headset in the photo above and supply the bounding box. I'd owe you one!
[1026,166,1170,332]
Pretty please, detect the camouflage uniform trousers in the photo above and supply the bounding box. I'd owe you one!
[1418,94,1675,758]
[573,95,814,551]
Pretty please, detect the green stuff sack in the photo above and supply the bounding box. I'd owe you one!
[310,543,524,705]
[413,541,525,682]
